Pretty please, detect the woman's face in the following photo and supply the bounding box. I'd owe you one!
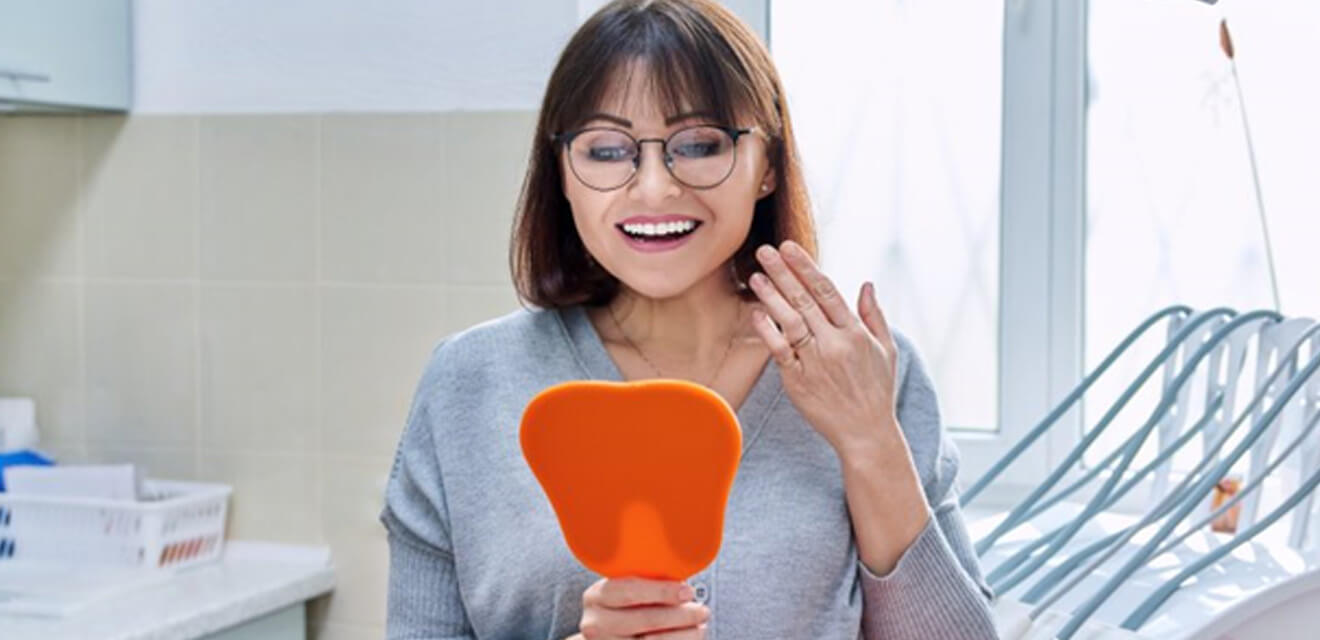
[560,65,775,301]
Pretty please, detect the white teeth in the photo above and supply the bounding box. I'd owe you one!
[621,220,698,237]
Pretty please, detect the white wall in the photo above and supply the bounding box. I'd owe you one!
[132,0,768,114]
[131,0,579,113]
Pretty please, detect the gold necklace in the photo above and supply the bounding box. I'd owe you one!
[606,302,739,389]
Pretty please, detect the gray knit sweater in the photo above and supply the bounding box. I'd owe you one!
[379,304,999,639]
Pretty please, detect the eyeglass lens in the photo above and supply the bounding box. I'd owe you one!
[566,126,737,190]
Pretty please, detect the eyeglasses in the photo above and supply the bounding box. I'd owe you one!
[550,124,766,191]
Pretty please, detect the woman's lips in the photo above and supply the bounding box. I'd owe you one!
[616,221,701,254]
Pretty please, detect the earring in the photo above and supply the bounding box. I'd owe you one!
[730,261,748,291]
[760,184,769,192]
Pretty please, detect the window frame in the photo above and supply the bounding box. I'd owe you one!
[955,0,1089,501]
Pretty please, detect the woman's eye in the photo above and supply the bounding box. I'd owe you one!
[674,142,719,158]
[588,145,633,161]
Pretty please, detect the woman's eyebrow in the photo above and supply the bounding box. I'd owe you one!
[582,110,716,128]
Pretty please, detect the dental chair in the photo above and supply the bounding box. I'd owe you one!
[963,306,1320,640]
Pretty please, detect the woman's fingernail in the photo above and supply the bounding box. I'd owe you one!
[679,584,694,601]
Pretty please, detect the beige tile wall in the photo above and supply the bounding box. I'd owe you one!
[0,111,537,638]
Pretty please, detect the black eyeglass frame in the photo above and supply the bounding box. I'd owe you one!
[549,124,768,192]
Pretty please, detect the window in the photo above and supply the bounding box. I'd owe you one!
[772,0,1086,492]
[1083,1,1320,469]
[771,0,1315,497]
[772,1,1004,432]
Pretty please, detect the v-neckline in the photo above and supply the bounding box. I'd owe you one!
[555,303,784,459]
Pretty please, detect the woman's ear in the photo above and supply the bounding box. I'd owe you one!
[758,168,777,199]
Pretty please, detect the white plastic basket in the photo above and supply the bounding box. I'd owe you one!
[0,479,232,571]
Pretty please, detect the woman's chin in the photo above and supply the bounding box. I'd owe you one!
[608,253,750,301]
[612,270,703,301]
[619,281,691,301]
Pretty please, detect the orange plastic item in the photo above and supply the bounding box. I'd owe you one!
[519,379,742,581]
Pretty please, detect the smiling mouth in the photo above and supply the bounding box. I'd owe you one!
[615,220,703,242]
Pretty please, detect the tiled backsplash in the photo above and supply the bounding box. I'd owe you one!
[0,111,536,637]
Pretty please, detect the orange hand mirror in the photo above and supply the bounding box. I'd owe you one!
[519,379,742,581]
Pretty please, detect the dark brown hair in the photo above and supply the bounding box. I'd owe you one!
[509,0,817,308]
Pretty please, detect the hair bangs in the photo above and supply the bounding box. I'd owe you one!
[556,4,758,134]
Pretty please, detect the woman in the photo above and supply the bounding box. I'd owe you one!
[380,1,998,638]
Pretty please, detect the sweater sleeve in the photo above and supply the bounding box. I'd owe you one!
[379,340,478,640]
[857,333,999,639]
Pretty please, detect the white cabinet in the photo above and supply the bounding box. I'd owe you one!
[0,0,131,112]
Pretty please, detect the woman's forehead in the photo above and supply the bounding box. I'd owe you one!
[593,59,708,117]
[595,82,697,122]
[590,85,745,129]
[579,58,752,130]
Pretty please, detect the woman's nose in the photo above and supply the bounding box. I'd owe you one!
[630,141,681,200]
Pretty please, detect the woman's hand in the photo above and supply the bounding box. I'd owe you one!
[574,576,710,639]
[746,240,901,454]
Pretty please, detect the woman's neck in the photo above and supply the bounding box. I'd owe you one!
[601,272,758,366]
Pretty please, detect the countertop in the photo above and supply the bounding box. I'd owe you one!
[0,540,336,640]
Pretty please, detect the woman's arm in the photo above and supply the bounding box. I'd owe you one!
[379,345,478,640]
[381,507,474,639]
[852,333,999,639]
